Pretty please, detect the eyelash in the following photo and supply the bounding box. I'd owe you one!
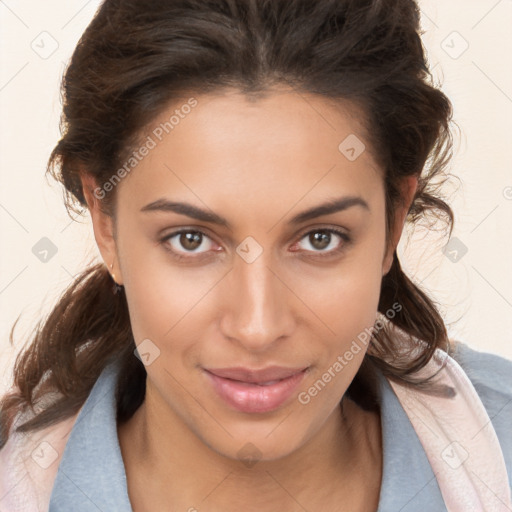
[159,227,351,262]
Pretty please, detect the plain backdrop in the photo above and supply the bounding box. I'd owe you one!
[1,0,511,395]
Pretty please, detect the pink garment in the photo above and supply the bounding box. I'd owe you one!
[0,346,511,511]
[388,344,512,512]
[0,405,78,511]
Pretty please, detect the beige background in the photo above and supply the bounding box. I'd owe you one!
[1,0,511,395]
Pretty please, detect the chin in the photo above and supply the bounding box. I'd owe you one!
[201,422,311,467]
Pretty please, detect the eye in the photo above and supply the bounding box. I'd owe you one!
[292,228,350,256]
[161,229,217,259]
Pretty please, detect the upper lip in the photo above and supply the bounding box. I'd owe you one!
[204,366,308,383]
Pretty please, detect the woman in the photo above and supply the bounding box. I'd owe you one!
[0,0,510,511]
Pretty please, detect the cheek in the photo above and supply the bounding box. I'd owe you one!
[294,258,383,417]
[297,241,385,341]
[302,267,381,378]
[116,216,220,341]
[124,266,217,348]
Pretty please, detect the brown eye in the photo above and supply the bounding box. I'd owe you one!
[179,231,203,251]
[309,231,331,250]
[161,229,215,257]
[295,228,350,255]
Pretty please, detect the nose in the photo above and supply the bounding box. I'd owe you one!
[219,249,296,353]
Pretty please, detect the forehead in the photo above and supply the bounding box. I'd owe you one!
[115,87,383,220]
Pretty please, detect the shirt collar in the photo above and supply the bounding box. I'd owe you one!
[49,357,132,511]
[376,371,446,511]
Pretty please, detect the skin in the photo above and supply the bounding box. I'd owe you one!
[81,85,417,512]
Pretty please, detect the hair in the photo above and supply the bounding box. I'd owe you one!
[0,0,456,449]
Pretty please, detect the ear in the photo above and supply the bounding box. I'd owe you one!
[382,175,418,276]
[80,172,123,285]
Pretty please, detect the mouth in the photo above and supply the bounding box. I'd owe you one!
[203,366,309,414]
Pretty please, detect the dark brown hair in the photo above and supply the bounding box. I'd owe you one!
[0,0,456,449]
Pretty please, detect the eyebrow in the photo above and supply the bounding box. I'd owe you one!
[140,196,370,228]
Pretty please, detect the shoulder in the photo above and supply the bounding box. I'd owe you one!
[449,340,512,479]
[0,360,120,510]
[0,398,79,511]
[449,340,512,399]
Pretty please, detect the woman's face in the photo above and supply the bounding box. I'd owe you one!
[86,87,405,462]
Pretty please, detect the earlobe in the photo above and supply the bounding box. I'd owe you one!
[402,175,419,212]
[382,249,394,276]
[81,172,100,213]
[80,172,123,284]
[393,175,418,246]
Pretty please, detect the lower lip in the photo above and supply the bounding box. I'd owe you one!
[204,369,308,414]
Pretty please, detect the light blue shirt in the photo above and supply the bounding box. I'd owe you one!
[48,342,512,511]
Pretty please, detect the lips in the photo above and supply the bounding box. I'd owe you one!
[205,366,309,384]
[203,366,309,413]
